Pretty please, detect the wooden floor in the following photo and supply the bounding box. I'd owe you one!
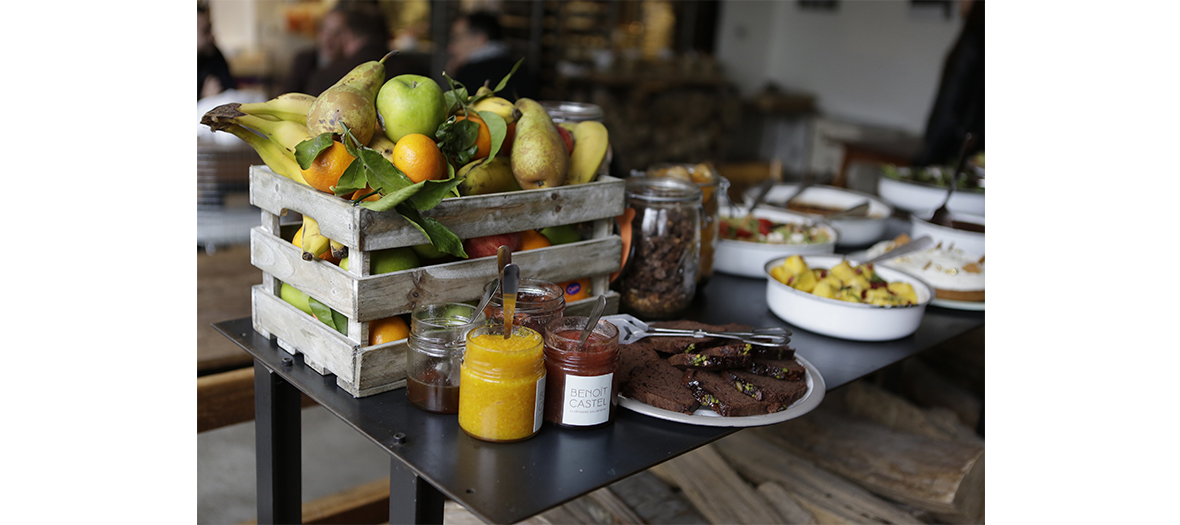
[197,245,985,525]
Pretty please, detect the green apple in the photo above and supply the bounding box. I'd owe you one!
[340,247,421,274]
[280,283,313,316]
[541,225,581,245]
[377,75,446,142]
[411,243,447,260]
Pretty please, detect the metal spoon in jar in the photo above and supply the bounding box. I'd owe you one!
[500,263,519,339]
[578,294,608,349]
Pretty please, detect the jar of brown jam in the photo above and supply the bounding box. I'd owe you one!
[482,278,565,335]
[542,316,620,428]
[406,302,484,414]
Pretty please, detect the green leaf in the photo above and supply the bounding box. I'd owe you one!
[360,181,425,212]
[397,204,466,258]
[409,177,464,211]
[330,309,349,335]
[295,132,335,169]
[477,110,507,166]
[308,297,346,334]
[435,117,480,169]
[492,58,525,93]
[442,75,469,116]
[357,149,414,195]
[333,157,367,196]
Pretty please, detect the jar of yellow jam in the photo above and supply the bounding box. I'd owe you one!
[458,324,546,442]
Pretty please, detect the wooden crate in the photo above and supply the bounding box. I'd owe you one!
[249,166,624,397]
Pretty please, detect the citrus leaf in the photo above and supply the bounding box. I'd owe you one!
[397,204,466,258]
[330,309,349,335]
[308,297,346,334]
[359,181,424,212]
[409,177,463,211]
[477,111,507,166]
[492,58,525,93]
[333,157,367,196]
[295,132,335,169]
[357,149,414,195]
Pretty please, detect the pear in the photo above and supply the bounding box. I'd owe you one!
[306,51,395,146]
[510,98,569,189]
[458,157,521,195]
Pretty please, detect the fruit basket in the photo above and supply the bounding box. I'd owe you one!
[249,165,625,397]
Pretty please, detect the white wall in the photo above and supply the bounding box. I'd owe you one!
[717,0,964,134]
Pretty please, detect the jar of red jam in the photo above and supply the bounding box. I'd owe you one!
[406,303,483,414]
[482,278,565,334]
[542,316,620,428]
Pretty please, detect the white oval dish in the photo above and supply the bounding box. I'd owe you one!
[763,255,934,341]
[910,211,985,257]
[744,184,892,248]
[878,172,985,216]
[715,207,837,278]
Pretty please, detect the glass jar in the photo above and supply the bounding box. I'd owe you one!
[458,325,547,442]
[542,316,620,428]
[405,303,484,414]
[482,278,565,335]
[616,176,703,320]
[645,163,730,287]
[539,101,604,123]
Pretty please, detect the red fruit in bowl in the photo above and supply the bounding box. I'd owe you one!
[556,125,574,154]
[462,232,523,259]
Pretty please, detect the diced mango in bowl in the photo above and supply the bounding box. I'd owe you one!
[769,256,918,306]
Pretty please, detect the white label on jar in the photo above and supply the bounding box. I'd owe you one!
[533,377,546,433]
[562,373,614,426]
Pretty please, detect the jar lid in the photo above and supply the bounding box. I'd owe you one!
[625,175,703,203]
[539,101,604,123]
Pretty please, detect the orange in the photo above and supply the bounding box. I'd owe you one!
[302,140,355,193]
[369,315,410,346]
[558,278,592,302]
[392,133,447,183]
[349,186,380,202]
[518,229,551,251]
[455,114,491,160]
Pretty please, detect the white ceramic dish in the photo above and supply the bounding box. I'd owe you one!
[764,255,934,341]
[878,172,985,216]
[743,184,892,247]
[714,207,838,278]
[909,211,985,257]
[930,298,985,311]
[617,355,825,427]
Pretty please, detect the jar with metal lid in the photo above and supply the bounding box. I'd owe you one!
[405,303,484,414]
[458,324,547,442]
[482,278,565,334]
[539,101,604,123]
[645,163,730,286]
[616,176,703,320]
[542,316,620,428]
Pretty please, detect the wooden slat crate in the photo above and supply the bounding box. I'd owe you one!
[248,166,625,397]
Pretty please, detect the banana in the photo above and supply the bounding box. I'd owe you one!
[565,120,609,185]
[329,239,348,260]
[215,123,309,185]
[237,93,316,125]
[367,134,397,163]
[471,96,517,124]
[300,215,331,261]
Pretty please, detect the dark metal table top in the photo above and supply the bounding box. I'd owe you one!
[214,272,982,524]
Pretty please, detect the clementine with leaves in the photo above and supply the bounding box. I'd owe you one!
[369,315,410,346]
[301,140,355,193]
[455,114,491,160]
[392,133,447,183]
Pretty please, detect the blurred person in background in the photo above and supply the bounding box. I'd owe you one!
[198,2,237,100]
[283,1,429,97]
[446,11,537,99]
[912,0,984,166]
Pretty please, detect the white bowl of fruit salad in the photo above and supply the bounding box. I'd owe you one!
[714,207,837,278]
[763,254,933,341]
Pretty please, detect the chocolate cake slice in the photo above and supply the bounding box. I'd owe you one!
[722,369,808,409]
[681,369,780,417]
[622,360,700,415]
[618,341,663,385]
[748,345,795,361]
[746,357,806,381]
[667,351,752,370]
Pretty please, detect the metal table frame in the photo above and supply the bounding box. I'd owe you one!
[215,271,983,524]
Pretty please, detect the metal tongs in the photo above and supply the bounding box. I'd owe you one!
[602,314,791,347]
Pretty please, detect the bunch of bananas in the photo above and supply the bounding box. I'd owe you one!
[201,93,341,261]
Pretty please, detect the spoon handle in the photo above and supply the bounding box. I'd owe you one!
[579,295,608,346]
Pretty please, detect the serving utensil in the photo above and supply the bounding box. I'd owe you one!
[929,134,975,228]
[602,314,791,346]
[500,263,519,339]
[578,294,608,348]
[744,179,775,217]
[824,201,870,219]
[854,235,934,265]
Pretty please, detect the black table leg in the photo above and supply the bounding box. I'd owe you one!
[389,459,445,524]
[255,360,303,524]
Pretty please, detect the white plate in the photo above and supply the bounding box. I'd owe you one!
[930,298,985,311]
[617,355,826,427]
